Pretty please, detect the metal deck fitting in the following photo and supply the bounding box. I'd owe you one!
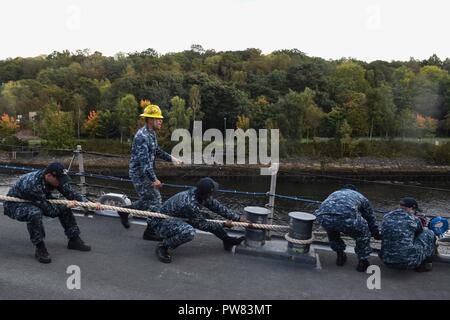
[235,209,320,268]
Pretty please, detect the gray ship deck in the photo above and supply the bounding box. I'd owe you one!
[0,206,449,300]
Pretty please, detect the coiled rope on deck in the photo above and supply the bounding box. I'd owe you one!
[0,195,290,232]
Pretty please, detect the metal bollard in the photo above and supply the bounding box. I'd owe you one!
[97,193,132,216]
[244,206,270,247]
[287,212,316,254]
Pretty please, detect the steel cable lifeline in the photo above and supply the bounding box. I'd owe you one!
[3,142,450,193]
[0,164,414,217]
[0,165,311,199]
[0,164,443,217]
[0,195,290,232]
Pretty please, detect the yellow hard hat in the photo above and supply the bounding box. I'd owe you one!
[140,104,164,119]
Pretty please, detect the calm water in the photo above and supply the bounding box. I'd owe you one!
[1,173,449,225]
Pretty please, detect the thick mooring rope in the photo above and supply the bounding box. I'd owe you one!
[284,233,314,245]
[0,195,290,232]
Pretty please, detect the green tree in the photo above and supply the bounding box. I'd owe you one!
[391,66,415,111]
[332,60,370,101]
[250,96,278,130]
[276,88,322,139]
[337,119,352,157]
[297,88,324,139]
[96,110,119,139]
[116,94,138,142]
[411,65,450,118]
[321,106,344,137]
[188,85,203,121]
[200,81,250,131]
[275,90,306,139]
[341,91,369,137]
[287,59,336,112]
[396,108,418,138]
[39,102,75,148]
[366,85,397,138]
[1,80,49,117]
[338,119,352,140]
[304,103,325,139]
[444,113,450,136]
[73,93,87,139]
[167,96,192,130]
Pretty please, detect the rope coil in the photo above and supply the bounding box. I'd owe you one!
[438,232,450,246]
[284,233,314,245]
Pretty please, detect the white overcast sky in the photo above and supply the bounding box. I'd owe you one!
[1,0,449,62]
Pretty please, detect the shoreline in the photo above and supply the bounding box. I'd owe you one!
[1,155,450,181]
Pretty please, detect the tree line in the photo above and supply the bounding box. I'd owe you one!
[1,46,450,149]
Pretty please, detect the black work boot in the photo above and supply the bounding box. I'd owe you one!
[336,251,347,266]
[156,244,172,263]
[118,212,130,229]
[223,236,245,251]
[35,242,52,264]
[415,257,433,272]
[143,225,163,241]
[356,259,370,272]
[68,236,91,252]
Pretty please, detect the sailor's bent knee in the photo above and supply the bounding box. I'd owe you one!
[181,225,196,242]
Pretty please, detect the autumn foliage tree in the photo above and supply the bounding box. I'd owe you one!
[84,111,99,138]
[0,113,20,137]
[416,114,438,137]
[1,48,450,158]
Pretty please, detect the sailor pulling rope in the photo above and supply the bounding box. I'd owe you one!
[0,194,290,232]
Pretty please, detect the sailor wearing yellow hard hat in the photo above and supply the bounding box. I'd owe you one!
[140,104,165,119]
[118,101,182,232]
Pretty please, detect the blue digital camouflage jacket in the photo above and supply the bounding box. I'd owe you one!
[129,125,172,182]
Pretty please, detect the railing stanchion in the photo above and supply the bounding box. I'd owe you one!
[266,163,279,240]
[76,145,87,196]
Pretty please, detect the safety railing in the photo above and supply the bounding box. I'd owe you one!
[2,144,449,219]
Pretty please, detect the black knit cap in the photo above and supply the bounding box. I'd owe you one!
[400,197,421,212]
[44,162,70,185]
[342,184,357,191]
[196,177,219,195]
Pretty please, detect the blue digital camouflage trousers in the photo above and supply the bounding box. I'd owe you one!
[4,202,80,245]
[317,214,372,260]
[129,172,162,212]
[148,217,228,249]
[381,229,436,269]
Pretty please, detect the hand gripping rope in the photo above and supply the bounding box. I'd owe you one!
[0,195,290,232]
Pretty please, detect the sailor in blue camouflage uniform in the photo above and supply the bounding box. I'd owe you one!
[3,162,100,264]
[118,103,182,230]
[379,197,436,272]
[149,177,248,263]
[314,185,381,272]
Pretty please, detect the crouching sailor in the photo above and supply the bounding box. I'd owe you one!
[3,162,101,264]
[146,177,248,263]
[314,185,381,272]
[379,197,436,272]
